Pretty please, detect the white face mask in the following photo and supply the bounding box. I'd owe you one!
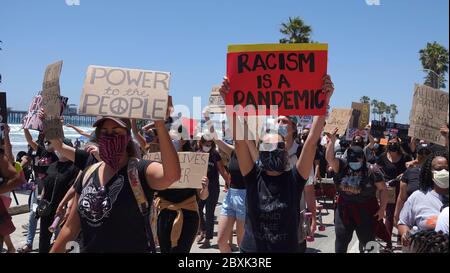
[433,169,449,189]
[202,146,212,153]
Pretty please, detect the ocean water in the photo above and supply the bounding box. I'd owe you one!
[7,124,95,158]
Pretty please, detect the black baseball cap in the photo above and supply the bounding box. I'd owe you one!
[347,146,365,162]
[93,117,131,130]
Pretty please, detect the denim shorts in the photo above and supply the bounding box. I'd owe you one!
[220,188,246,221]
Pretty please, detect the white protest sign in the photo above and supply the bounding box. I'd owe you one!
[409,84,449,146]
[42,61,64,140]
[79,65,170,120]
[207,86,226,114]
[143,152,209,189]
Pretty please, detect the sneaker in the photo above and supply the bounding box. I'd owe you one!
[199,240,211,249]
[17,244,32,253]
[22,224,29,230]
[196,233,205,244]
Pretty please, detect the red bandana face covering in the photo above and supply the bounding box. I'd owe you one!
[98,134,131,171]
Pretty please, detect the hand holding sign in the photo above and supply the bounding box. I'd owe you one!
[226,43,328,116]
[325,127,339,143]
[440,125,449,138]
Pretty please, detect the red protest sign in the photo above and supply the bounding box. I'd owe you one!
[181,117,199,138]
[226,43,328,116]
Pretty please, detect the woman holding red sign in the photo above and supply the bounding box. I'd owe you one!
[218,75,334,253]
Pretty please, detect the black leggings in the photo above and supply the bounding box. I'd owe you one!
[334,205,375,253]
[39,214,55,253]
[157,209,199,253]
[199,183,220,240]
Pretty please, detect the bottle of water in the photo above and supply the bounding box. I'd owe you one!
[403,226,419,253]
[49,216,61,233]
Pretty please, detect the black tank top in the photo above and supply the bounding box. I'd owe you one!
[228,152,245,189]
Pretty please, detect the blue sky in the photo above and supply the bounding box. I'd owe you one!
[0,0,448,124]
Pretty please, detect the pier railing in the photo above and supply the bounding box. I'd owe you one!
[7,111,97,127]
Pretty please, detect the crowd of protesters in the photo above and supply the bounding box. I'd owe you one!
[1,74,449,254]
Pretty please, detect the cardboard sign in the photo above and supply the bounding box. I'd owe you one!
[370,120,410,139]
[79,65,170,120]
[143,152,209,189]
[22,95,43,131]
[207,86,226,114]
[409,84,449,146]
[0,92,7,142]
[346,128,368,142]
[323,108,353,136]
[298,115,313,126]
[226,43,328,116]
[351,102,370,130]
[42,61,64,140]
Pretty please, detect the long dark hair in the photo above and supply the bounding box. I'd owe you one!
[419,150,449,192]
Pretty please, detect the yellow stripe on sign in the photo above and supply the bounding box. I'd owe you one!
[228,43,328,53]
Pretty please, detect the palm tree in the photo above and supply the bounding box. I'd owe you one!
[389,104,398,123]
[371,99,379,121]
[385,105,391,121]
[419,42,449,89]
[360,96,371,104]
[279,17,313,44]
[378,101,387,121]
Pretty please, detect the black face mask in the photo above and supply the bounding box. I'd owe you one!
[352,141,364,148]
[259,149,288,172]
[388,143,400,152]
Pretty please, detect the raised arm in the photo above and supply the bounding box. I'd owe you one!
[145,120,181,190]
[326,128,340,173]
[204,113,235,158]
[297,75,334,180]
[65,124,92,139]
[24,128,39,151]
[3,124,15,164]
[365,124,375,150]
[441,125,449,148]
[219,77,254,176]
[49,138,76,162]
[131,119,147,152]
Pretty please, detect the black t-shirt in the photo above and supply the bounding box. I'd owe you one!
[228,152,245,189]
[207,150,222,186]
[42,161,79,213]
[401,167,421,197]
[334,159,384,203]
[240,165,307,253]
[156,188,197,204]
[377,153,412,181]
[74,149,99,171]
[74,159,154,253]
